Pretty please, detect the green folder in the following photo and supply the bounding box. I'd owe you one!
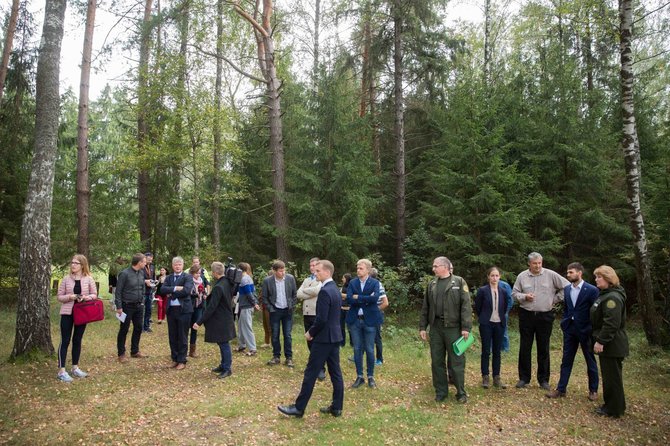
[452,334,475,356]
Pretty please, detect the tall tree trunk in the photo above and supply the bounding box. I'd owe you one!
[11,0,67,359]
[393,0,406,265]
[137,0,154,251]
[0,0,20,102]
[235,0,290,261]
[618,0,663,345]
[359,9,370,117]
[76,0,96,258]
[483,0,491,85]
[584,11,594,111]
[312,0,320,84]
[211,0,223,257]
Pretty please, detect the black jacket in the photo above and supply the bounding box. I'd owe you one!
[198,276,236,343]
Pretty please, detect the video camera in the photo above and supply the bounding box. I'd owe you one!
[224,257,243,286]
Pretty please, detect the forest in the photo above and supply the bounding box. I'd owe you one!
[1,0,669,357]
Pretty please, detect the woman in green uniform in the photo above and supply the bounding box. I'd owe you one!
[591,265,629,418]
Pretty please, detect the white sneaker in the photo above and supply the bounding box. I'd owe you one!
[58,372,74,383]
[71,368,88,378]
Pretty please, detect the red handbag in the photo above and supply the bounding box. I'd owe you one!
[72,298,105,326]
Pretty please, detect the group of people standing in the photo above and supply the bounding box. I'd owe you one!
[55,250,628,420]
[420,252,629,419]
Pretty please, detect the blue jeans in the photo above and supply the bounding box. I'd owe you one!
[143,294,153,330]
[348,318,376,378]
[218,341,232,373]
[269,308,293,359]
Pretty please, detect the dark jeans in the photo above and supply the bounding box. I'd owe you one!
[189,306,204,345]
[375,325,383,362]
[518,308,554,384]
[143,294,153,330]
[479,322,504,376]
[557,324,599,393]
[270,308,293,359]
[167,306,192,364]
[59,314,86,368]
[339,309,349,347]
[348,318,376,378]
[218,341,232,373]
[117,302,144,356]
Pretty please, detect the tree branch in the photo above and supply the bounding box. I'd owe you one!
[192,43,267,84]
[233,2,269,38]
[633,1,670,25]
[633,49,670,65]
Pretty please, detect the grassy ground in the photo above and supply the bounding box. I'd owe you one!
[0,296,668,445]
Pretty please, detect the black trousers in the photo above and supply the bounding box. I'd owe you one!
[295,341,344,412]
[167,306,192,364]
[117,302,144,356]
[518,308,554,384]
[59,314,86,368]
[600,356,626,416]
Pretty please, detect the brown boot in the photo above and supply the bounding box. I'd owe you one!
[493,376,507,389]
[189,343,198,358]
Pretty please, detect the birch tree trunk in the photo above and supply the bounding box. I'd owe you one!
[393,0,406,265]
[11,0,67,358]
[76,0,96,258]
[0,0,20,102]
[618,0,663,345]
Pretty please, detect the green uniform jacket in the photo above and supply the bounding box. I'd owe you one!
[420,275,472,332]
[590,286,629,358]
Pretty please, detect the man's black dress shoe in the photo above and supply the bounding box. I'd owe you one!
[277,404,304,418]
[595,406,620,418]
[211,365,224,373]
[218,370,232,379]
[435,395,447,402]
[367,377,377,388]
[351,377,365,388]
[319,405,342,417]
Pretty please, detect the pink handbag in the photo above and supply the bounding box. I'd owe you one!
[72,299,105,326]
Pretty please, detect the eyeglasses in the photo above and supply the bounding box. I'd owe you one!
[71,261,81,265]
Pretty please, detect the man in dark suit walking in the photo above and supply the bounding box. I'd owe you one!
[161,256,194,370]
[546,262,599,400]
[262,260,298,367]
[278,260,344,418]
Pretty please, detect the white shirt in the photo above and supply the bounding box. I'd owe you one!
[170,274,182,306]
[570,280,583,308]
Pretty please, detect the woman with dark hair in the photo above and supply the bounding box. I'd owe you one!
[155,267,169,324]
[340,273,352,348]
[591,265,629,418]
[56,254,98,382]
[188,264,206,357]
[475,266,509,389]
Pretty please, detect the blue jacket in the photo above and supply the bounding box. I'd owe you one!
[308,280,343,344]
[475,284,510,325]
[561,281,599,335]
[345,276,382,327]
[161,273,195,314]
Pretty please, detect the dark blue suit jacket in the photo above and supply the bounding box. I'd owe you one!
[161,273,194,314]
[308,280,343,344]
[475,284,509,325]
[345,276,382,326]
[561,281,599,335]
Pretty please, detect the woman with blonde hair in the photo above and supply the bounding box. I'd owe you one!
[591,265,629,418]
[56,254,98,382]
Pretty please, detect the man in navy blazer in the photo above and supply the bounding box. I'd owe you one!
[546,262,599,400]
[161,256,194,370]
[278,260,344,418]
[262,260,298,367]
[346,258,382,389]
